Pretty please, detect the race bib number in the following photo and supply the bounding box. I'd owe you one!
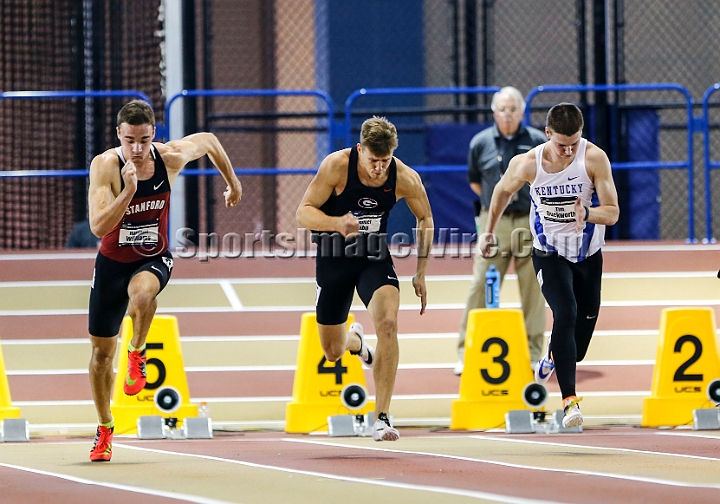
[539,197,577,223]
[119,219,160,246]
[354,212,384,234]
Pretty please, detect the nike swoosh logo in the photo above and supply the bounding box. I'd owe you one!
[538,368,549,379]
[153,181,164,190]
[568,176,579,181]
[388,276,397,280]
[383,188,392,192]
[586,315,597,319]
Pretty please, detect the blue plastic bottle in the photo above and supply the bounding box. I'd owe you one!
[485,264,500,308]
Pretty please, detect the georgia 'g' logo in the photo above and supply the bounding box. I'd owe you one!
[358,197,378,209]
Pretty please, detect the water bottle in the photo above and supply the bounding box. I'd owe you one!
[485,264,500,308]
[198,401,210,418]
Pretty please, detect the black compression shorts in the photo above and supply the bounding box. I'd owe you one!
[315,255,399,326]
[88,251,173,337]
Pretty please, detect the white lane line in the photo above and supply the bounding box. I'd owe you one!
[0,252,97,260]
[4,359,656,376]
[283,438,720,490]
[602,271,719,278]
[0,462,231,504]
[6,369,91,376]
[0,330,659,346]
[0,333,458,345]
[2,297,720,316]
[2,270,718,287]
[8,390,653,408]
[219,280,243,310]
[13,400,95,406]
[656,432,720,441]
[467,435,720,462]
[602,244,720,252]
[0,330,657,346]
[0,338,92,345]
[0,280,91,287]
[113,442,555,504]
[577,360,654,366]
[0,242,717,262]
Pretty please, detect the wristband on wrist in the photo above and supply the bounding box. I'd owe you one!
[583,205,590,221]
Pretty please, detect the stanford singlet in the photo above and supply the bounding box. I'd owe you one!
[99,145,171,262]
[314,146,397,256]
[529,138,604,262]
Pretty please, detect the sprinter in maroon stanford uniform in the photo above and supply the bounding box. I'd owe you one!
[86,100,242,461]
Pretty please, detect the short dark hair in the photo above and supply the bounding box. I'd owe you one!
[360,116,398,156]
[117,100,155,128]
[546,103,584,136]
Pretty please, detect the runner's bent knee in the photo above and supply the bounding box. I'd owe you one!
[373,315,397,338]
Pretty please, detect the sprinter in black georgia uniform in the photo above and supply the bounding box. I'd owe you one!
[296,116,434,441]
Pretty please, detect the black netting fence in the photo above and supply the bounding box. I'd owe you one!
[3,0,720,248]
[0,0,163,249]
[0,0,76,248]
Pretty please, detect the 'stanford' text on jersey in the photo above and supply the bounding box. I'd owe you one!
[99,145,171,262]
[529,138,604,262]
[313,146,397,258]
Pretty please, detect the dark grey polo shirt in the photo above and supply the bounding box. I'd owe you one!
[467,123,547,214]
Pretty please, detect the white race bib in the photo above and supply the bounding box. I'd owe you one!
[119,220,160,246]
[354,212,384,234]
[539,196,577,223]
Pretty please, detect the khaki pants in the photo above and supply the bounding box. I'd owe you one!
[457,211,546,363]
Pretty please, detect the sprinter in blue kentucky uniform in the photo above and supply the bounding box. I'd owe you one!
[477,103,619,429]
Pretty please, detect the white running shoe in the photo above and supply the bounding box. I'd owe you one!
[372,414,399,441]
[350,322,374,369]
[562,397,584,428]
[453,348,465,375]
[534,335,555,384]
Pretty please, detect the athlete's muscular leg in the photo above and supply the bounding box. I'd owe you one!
[367,285,400,416]
[89,335,118,424]
[318,324,361,362]
[127,271,161,348]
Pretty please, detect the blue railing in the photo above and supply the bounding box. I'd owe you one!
[2,85,718,243]
[0,90,152,179]
[344,86,500,147]
[702,83,720,243]
[164,88,335,154]
[526,83,696,242]
[173,164,471,178]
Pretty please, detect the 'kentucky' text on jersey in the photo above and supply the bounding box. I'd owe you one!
[530,138,604,262]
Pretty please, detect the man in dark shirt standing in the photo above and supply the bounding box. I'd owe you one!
[455,87,547,375]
